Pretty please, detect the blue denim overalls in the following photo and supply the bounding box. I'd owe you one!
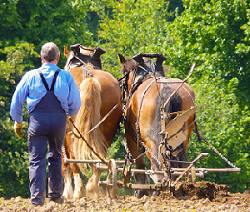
[28,69,67,206]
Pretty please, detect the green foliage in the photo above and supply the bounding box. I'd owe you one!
[0,0,95,67]
[0,42,36,198]
[0,119,30,199]
[0,42,39,120]
[0,0,93,45]
[166,0,250,192]
[96,0,173,78]
[168,0,185,21]
[0,0,250,198]
[168,0,249,80]
[187,76,250,192]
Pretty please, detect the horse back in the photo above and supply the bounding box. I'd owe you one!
[126,77,195,155]
[165,78,195,110]
[69,67,85,86]
[126,79,177,143]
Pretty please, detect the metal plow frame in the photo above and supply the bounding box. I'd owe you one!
[64,153,240,198]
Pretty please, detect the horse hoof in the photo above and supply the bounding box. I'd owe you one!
[73,187,85,200]
[134,190,149,198]
[152,191,160,197]
[62,187,73,200]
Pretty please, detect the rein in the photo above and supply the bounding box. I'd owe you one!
[66,94,122,164]
[67,116,107,165]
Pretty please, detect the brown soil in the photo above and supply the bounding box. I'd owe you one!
[0,181,249,212]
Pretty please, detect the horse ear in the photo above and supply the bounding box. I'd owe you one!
[64,46,70,58]
[156,54,167,67]
[93,47,106,58]
[118,53,126,64]
[132,54,144,65]
[70,44,80,55]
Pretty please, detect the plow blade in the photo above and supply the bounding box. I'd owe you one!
[125,183,167,191]
[166,105,202,149]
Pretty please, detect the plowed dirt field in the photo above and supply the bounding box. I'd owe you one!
[1,181,249,212]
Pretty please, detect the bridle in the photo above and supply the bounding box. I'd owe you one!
[64,44,104,77]
[121,59,165,109]
[64,48,96,78]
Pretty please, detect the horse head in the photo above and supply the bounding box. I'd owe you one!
[64,44,106,71]
[118,53,167,95]
[132,53,167,77]
[119,53,166,75]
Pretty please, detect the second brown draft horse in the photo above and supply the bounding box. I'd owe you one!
[62,44,122,200]
[118,53,197,197]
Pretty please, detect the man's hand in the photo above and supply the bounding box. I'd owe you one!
[67,115,73,122]
[14,121,24,139]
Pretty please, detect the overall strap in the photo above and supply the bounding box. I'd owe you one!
[50,69,60,91]
[37,69,49,91]
[37,69,61,91]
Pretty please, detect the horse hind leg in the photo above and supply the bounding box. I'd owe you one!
[73,173,85,200]
[62,161,85,200]
[62,162,74,200]
[62,137,85,200]
[71,163,85,200]
[86,164,105,198]
[62,139,74,200]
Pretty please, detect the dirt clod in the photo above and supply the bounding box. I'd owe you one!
[0,181,249,211]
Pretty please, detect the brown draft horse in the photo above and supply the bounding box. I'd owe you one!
[118,53,197,197]
[62,44,122,200]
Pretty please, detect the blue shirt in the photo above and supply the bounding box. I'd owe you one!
[10,63,81,123]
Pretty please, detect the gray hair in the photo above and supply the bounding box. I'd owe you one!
[40,42,60,62]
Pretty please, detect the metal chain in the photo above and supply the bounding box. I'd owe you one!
[118,126,160,166]
[174,110,238,169]
[202,138,237,168]
[193,123,237,168]
[117,126,134,162]
[138,140,162,168]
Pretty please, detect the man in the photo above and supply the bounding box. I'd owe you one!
[10,42,81,206]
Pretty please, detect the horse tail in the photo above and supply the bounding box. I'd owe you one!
[73,77,107,163]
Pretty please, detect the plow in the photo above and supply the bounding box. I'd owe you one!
[63,151,240,198]
[63,103,240,198]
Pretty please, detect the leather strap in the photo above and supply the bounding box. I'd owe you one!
[37,69,60,91]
